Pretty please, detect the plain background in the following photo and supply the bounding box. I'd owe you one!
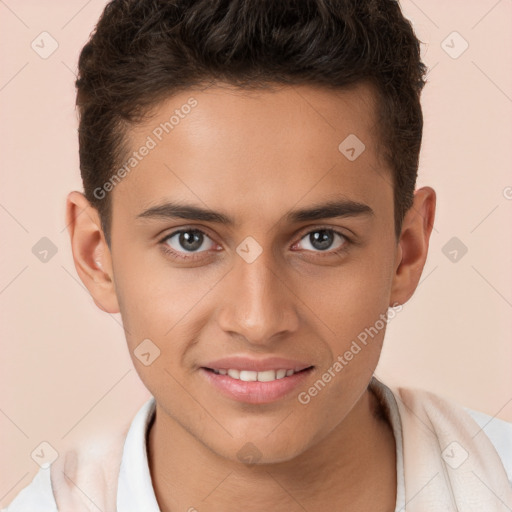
[1,0,511,506]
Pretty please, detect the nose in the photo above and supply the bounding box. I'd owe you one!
[216,245,300,346]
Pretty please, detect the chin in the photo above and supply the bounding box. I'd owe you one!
[209,433,312,467]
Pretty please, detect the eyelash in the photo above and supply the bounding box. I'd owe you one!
[159,226,352,262]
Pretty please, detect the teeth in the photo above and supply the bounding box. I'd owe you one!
[239,370,258,381]
[227,369,240,379]
[213,368,303,382]
[257,370,277,382]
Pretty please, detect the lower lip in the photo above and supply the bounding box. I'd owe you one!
[200,367,314,404]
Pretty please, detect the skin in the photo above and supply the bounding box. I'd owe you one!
[66,81,435,512]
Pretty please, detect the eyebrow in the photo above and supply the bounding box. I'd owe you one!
[136,202,233,224]
[287,199,373,223]
[136,198,374,225]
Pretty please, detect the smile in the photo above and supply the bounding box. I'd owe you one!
[206,368,309,382]
[201,366,314,404]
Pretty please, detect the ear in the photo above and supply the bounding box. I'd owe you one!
[65,191,120,314]
[389,186,436,306]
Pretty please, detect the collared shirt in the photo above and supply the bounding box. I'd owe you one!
[115,378,406,511]
[4,379,512,511]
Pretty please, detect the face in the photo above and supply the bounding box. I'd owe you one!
[93,82,403,462]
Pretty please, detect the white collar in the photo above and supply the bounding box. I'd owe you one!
[115,378,405,511]
[116,396,160,512]
[369,377,406,512]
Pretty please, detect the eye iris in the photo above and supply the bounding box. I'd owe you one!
[310,230,334,250]
[179,230,203,251]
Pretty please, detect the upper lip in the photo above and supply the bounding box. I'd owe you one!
[202,356,313,372]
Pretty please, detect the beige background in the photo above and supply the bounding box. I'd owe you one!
[1,0,511,506]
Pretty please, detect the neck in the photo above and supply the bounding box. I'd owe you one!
[147,387,396,512]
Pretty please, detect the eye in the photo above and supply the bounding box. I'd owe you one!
[160,229,217,259]
[294,228,349,253]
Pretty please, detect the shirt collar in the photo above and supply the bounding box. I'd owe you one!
[116,396,160,512]
[369,377,406,512]
[115,379,405,512]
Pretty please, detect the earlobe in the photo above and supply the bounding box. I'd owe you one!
[65,191,120,314]
[389,186,436,307]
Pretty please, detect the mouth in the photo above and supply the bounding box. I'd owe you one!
[200,365,315,404]
[202,366,314,382]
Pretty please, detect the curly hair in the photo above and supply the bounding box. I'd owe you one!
[75,0,427,247]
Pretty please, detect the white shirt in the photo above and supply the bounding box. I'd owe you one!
[4,380,512,511]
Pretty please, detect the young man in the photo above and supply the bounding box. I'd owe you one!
[4,0,511,511]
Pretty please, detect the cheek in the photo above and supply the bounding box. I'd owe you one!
[114,249,220,339]
[307,247,395,377]
[316,256,394,330]
[294,265,391,431]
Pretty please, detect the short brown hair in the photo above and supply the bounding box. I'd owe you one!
[75,0,427,247]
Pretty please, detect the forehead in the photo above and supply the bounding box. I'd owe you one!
[113,82,391,226]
